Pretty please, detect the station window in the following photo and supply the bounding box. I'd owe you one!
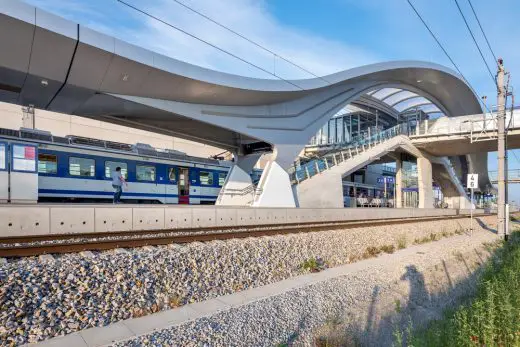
[199,171,213,185]
[136,165,156,181]
[38,154,57,174]
[168,167,177,182]
[105,161,128,179]
[69,157,95,177]
[218,172,226,187]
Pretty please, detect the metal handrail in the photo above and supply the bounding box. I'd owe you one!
[290,124,404,185]
[219,184,256,195]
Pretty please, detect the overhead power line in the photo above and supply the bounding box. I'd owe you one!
[405,0,465,78]
[116,0,306,90]
[405,0,490,113]
[510,150,520,166]
[170,0,330,84]
[453,0,495,84]
[466,0,498,64]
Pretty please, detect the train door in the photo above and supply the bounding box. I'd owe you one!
[165,167,178,204]
[9,143,38,203]
[178,167,190,204]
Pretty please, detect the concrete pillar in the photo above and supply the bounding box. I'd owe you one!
[417,157,434,208]
[395,158,403,208]
[253,160,296,207]
[252,144,303,208]
[216,153,262,206]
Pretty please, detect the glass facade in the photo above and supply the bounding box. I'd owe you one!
[310,110,394,146]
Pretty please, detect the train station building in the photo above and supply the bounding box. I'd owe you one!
[0,2,500,209]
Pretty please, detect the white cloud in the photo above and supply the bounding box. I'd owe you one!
[24,0,378,79]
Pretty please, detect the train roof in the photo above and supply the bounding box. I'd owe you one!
[0,127,233,168]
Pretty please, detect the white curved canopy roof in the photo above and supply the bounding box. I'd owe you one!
[368,87,443,117]
[0,1,482,152]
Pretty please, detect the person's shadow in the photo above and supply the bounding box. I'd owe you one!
[400,265,430,309]
[362,266,430,345]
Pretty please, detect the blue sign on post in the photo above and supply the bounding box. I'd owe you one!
[378,176,394,184]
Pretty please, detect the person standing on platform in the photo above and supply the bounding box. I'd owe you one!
[111,167,127,204]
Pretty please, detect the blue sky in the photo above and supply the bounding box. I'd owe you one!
[23,0,520,200]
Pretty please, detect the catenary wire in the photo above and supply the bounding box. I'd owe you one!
[466,0,498,64]
[116,0,306,90]
[170,0,331,84]
[510,150,520,166]
[406,0,466,78]
[453,0,496,84]
[405,0,491,113]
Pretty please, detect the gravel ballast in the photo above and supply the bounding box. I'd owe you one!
[114,229,500,346]
[0,215,496,345]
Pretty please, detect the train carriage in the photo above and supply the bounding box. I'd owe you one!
[0,128,232,204]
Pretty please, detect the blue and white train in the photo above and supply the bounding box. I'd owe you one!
[0,128,233,204]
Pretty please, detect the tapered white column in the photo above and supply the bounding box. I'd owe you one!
[395,157,403,208]
[417,157,434,208]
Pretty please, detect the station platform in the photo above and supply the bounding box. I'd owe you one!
[0,204,483,238]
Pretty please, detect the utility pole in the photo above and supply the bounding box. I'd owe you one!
[497,58,508,240]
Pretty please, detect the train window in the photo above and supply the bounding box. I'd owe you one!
[38,154,57,174]
[168,167,177,182]
[105,161,127,179]
[136,165,156,181]
[218,173,226,187]
[0,144,5,170]
[199,171,213,185]
[12,144,36,172]
[69,157,95,177]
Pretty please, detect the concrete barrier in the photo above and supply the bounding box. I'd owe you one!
[0,205,486,238]
[0,207,50,236]
[50,207,95,234]
[95,207,133,233]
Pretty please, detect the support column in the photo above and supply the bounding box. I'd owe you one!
[395,157,403,208]
[252,160,296,207]
[215,152,262,206]
[252,145,301,208]
[417,157,434,208]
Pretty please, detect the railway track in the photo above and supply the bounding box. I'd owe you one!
[0,214,491,257]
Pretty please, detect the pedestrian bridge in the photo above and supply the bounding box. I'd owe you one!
[410,108,520,156]
[489,170,520,184]
[294,109,520,208]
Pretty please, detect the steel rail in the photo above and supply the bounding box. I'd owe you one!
[0,214,491,257]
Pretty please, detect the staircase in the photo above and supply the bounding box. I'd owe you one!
[293,125,413,208]
[289,124,404,185]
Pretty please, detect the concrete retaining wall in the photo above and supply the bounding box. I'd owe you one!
[0,205,484,238]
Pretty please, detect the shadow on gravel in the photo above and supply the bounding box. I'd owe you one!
[475,217,497,234]
[313,230,500,346]
[366,251,497,346]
